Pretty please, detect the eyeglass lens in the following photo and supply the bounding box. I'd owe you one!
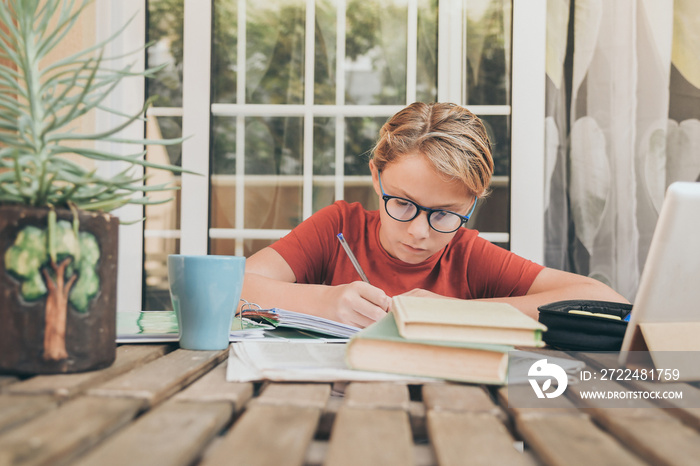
[385,198,463,232]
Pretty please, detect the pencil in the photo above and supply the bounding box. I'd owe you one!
[337,233,370,283]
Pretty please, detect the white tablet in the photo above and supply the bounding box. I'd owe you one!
[619,181,700,360]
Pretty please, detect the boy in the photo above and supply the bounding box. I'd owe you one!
[242,102,627,326]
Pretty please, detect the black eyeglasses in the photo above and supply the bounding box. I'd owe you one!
[377,171,477,234]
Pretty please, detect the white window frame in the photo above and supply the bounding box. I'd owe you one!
[107,0,546,311]
[95,0,147,311]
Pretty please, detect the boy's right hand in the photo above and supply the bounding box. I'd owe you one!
[324,281,391,328]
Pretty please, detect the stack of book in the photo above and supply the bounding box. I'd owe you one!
[345,295,547,384]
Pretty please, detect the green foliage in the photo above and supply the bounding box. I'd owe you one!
[4,226,48,299]
[67,230,99,311]
[0,0,189,212]
[4,220,100,312]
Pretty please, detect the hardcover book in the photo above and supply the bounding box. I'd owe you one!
[391,295,547,347]
[345,312,511,385]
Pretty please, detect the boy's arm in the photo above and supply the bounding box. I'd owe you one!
[494,267,629,319]
[242,247,390,327]
[399,268,629,320]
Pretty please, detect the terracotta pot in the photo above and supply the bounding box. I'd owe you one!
[0,205,118,374]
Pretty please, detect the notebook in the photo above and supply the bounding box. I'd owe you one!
[619,182,700,377]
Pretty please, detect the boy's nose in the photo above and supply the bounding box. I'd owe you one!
[406,210,431,239]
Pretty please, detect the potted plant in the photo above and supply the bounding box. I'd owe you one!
[0,0,187,374]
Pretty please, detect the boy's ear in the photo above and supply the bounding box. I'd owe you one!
[368,160,381,196]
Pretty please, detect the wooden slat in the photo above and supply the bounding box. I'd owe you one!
[622,382,700,430]
[414,443,437,466]
[4,345,173,400]
[576,351,700,430]
[498,383,644,466]
[317,394,343,439]
[344,382,410,410]
[567,378,676,417]
[0,395,57,434]
[253,383,331,409]
[72,400,233,466]
[423,383,500,414]
[174,360,253,412]
[594,415,700,466]
[305,440,328,466]
[568,378,700,466]
[516,416,645,466]
[325,407,414,466]
[0,396,144,466]
[304,440,437,466]
[88,348,227,407]
[200,403,321,466]
[423,383,533,465]
[407,400,427,440]
[428,411,536,466]
[496,385,586,420]
[0,376,18,388]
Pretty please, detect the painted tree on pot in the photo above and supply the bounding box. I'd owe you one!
[5,217,101,360]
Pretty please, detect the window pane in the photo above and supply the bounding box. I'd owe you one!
[480,114,510,177]
[210,239,277,258]
[345,176,378,209]
[313,185,336,213]
[244,177,303,230]
[314,117,335,176]
[246,0,306,104]
[147,0,184,107]
[345,0,408,105]
[143,116,182,311]
[416,0,438,102]
[465,0,511,105]
[244,116,304,229]
[210,116,236,231]
[344,116,385,176]
[315,0,338,105]
[245,116,304,176]
[212,0,238,103]
[144,116,183,231]
[210,116,305,230]
[469,184,509,234]
[313,116,336,212]
[211,116,237,176]
[143,239,179,311]
[344,116,384,206]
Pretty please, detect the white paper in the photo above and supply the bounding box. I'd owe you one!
[508,350,585,385]
[226,341,434,383]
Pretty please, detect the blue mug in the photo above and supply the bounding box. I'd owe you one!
[167,255,246,350]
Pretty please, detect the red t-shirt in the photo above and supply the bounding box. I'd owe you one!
[270,201,544,299]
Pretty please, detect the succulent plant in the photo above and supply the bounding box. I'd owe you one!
[0,0,187,213]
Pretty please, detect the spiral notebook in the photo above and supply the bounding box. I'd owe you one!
[117,305,360,343]
[237,301,360,339]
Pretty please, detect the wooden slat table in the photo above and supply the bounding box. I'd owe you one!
[1,344,699,466]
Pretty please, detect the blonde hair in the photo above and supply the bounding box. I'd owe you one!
[371,102,494,197]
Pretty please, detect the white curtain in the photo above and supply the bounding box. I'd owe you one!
[545,0,700,301]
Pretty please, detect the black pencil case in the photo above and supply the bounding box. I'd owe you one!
[537,300,632,351]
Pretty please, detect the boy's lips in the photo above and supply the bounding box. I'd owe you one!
[401,242,426,253]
